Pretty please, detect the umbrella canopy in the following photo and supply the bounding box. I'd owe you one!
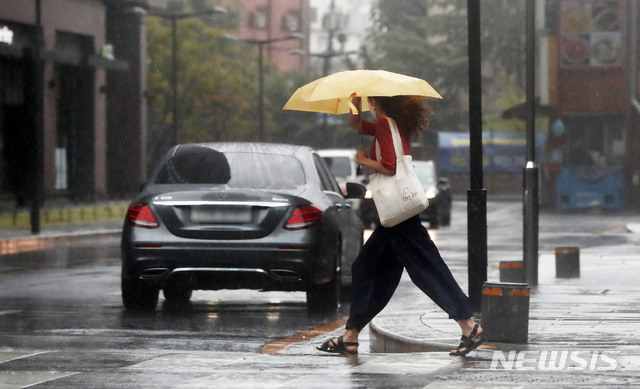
[283,69,442,115]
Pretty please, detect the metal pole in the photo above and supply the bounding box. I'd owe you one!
[171,17,178,146]
[524,0,539,287]
[466,0,487,313]
[241,34,304,141]
[258,42,265,141]
[30,0,43,234]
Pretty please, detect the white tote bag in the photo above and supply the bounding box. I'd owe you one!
[369,117,428,227]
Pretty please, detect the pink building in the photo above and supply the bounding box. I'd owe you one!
[224,0,309,71]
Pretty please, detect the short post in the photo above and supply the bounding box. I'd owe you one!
[555,247,580,278]
[499,261,526,283]
[481,282,530,343]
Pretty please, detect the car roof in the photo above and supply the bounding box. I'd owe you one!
[317,149,357,158]
[172,142,314,157]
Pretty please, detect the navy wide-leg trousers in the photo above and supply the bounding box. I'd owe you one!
[346,215,473,332]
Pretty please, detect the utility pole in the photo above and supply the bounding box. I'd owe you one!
[466,0,487,313]
[30,0,44,234]
[523,0,539,287]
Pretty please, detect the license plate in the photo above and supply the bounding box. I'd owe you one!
[190,207,252,223]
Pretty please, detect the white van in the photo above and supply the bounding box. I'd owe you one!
[318,149,378,227]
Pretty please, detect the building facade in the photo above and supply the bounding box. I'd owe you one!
[541,0,637,210]
[0,0,164,207]
[228,0,308,71]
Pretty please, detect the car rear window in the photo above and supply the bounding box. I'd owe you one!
[323,156,352,178]
[154,147,305,189]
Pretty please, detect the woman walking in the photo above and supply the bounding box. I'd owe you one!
[317,96,485,357]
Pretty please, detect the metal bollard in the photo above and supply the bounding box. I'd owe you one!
[555,247,580,278]
[481,282,530,343]
[499,261,525,283]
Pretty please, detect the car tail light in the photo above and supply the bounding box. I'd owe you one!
[284,205,322,230]
[126,202,160,228]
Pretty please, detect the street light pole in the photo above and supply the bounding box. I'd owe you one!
[258,42,265,142]
[170,17,178,146]
[151,6,227,147]
[241,34,305,141]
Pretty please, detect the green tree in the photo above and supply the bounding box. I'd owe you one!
[364,0,527,132]
[146,3,257,166]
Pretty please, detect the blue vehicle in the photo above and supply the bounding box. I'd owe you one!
[555,166,624,211]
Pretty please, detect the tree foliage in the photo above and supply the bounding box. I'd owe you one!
[146,1,257,165]
[146,1,324,164]
[364,0,527,132]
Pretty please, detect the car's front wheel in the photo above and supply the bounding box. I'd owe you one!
[306,243,342,312]
[122,277,159,311]
[429,204,440,229]
[441,210,451,227]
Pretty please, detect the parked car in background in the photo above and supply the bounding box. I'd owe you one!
[121,143,365,312]
[318,149,378,227]
[412,160,452,229]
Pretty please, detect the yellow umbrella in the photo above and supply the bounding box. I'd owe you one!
[283,69,442,115]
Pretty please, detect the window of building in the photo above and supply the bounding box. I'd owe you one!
[250,7,268,29]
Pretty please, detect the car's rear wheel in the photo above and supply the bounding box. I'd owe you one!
[306,241,342,312]
[122,277,159,311]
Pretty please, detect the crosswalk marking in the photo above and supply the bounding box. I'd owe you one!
[0,350,48,364]
[0,370,78,388]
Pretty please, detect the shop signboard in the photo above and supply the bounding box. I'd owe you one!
[559,0,623,67]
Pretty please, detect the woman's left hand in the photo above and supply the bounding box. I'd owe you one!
[355,144,368,165]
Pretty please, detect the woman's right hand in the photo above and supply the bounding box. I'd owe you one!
[348,96,362,130]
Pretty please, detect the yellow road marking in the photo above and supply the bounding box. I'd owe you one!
[261,316,348,355]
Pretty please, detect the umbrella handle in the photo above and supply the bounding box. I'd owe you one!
[356,141,366,176]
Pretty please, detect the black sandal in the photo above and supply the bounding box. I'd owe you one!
[449,324,486,356]
[316,336,359,355]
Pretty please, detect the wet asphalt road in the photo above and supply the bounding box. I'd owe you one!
[0,200,638,388]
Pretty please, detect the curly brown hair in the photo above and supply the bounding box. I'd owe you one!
[371,96,432,138]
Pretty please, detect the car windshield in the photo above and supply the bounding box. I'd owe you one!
[154,147,305,189]
[414,163,436,186]
[322,156,352,178]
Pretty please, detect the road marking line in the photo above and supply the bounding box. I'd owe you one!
[0,350,50,364]
[0,370,78,388]
[0,310,21,316]
[261,316,348,355]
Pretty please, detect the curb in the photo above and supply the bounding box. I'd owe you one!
[1,228,121,241]
[369,321,453,353]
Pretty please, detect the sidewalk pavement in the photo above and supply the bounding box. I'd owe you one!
[0,220,122,256]
[2,219,639,368]
[369,251,640,356]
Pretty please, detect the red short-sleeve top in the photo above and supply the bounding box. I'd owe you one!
[361,116,410,174]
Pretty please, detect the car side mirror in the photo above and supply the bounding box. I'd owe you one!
[345,182,366,199]
[438,177,449,186]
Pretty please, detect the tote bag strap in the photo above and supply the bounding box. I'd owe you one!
[375,117,405,160]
